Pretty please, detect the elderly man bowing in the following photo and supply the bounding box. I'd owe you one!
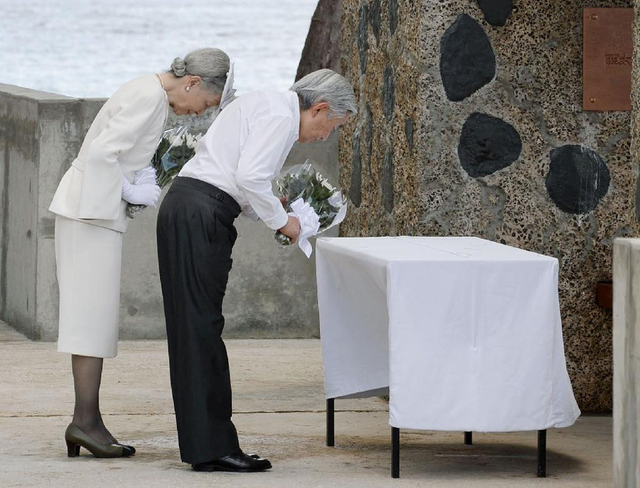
[156,69,357,473]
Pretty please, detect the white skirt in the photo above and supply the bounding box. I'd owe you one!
[55,215,123,358]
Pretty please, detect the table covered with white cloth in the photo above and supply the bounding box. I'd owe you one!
[316,236,580,433]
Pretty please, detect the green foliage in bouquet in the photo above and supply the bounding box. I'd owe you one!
[274,162,346,246]
[155,137,194,187]
[126,127,199,219]
[150,138,171,184]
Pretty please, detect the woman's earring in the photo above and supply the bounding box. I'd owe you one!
[186,86,190,92]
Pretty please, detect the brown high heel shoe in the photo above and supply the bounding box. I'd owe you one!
[65,423,135,458]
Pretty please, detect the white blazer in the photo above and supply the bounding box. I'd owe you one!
[49,74,169,232]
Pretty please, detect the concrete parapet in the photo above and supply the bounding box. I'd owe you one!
[0,84,103,340]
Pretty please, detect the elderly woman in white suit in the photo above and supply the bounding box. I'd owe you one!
[49,47,234,458]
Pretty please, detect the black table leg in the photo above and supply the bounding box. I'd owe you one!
[326,398,335,447]
[392,427,400,478]
[464,431,473,445]
[537,429,546,477]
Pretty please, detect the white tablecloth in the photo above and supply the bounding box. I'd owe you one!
[316,237,580,432]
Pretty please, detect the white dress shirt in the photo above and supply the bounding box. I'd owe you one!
[179,90,300,230]
[49,74,169,232]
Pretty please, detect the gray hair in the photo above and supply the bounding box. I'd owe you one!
[169,48,230,94]
[290,69,357,118]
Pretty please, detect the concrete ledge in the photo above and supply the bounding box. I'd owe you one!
[0,83,74,101]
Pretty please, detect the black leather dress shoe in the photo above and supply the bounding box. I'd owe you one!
[192,451,272,472]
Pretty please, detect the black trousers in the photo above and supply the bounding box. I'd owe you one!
[156,177,242,464]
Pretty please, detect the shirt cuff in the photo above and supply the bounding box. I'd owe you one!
[263,208,289,231]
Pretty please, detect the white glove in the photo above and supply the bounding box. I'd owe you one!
[134,166,157,186]
[122,176,161,207]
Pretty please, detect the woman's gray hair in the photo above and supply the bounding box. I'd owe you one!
[170,48,230,94]
[290,69,357,118]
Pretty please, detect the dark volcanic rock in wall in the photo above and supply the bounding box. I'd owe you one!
[405,117,414,153]
[477,0,514,27]
[440,14,496,102]
[458,113,522,177]
[358,4,369,74]
[546,145,611,215]
[350,129,362,207]
[389,0,399,35]
[369,0,381,44]
[365,104,374,172]
[382,146,394,212]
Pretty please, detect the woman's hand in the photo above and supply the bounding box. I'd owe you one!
[134,166,157,186]
[279,216,300,244]
[122,177,161,207]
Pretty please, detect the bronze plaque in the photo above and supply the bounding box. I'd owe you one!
[583,8,634,111]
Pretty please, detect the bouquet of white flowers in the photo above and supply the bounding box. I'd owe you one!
[126,125,202,219]
[274,161,347,256]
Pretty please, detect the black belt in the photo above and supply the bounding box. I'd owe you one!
[172,176,241,218]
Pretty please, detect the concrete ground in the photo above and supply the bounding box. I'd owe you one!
[0,322,611,487]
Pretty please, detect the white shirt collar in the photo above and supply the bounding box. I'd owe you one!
[287,90,301,142]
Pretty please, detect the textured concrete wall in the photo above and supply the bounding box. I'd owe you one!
[0,88,39,338]
[613,238,640,488]
[0,85,102,340]
[339,0,637,412]
[0,84,338,341]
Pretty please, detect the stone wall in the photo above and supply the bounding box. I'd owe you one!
[0,84,338,341]
[339,0,637,412]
